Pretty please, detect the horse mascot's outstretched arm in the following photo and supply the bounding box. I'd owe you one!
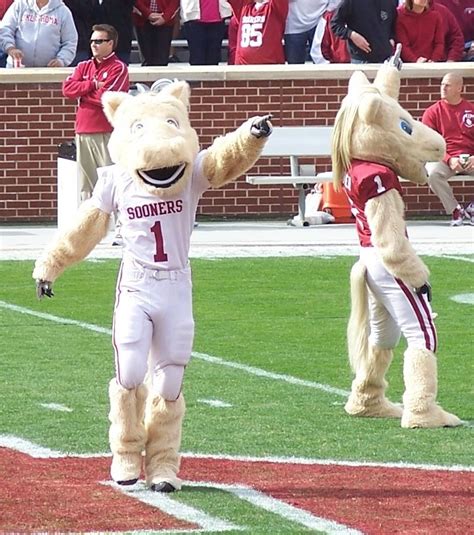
[332,49,461,428]
[33,80,273,491]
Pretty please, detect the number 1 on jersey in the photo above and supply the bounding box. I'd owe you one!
[150,221,168,262]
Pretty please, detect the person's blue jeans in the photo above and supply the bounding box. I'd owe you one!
[0,52,7,68]
[351,58,369,64]
[284,27,316,64]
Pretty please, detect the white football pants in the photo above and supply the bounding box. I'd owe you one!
[360,247,437,352]
[112,258,194,400]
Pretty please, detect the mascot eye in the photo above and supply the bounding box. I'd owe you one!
[400,120,413,135]
[167,118,179,128]
[131,121,144,134]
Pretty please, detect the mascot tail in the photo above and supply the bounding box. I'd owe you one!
[345,260,403,418]
[347,260,369,374]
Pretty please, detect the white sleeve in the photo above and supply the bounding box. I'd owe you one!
[191,150,211,196]
[90,167,116,214]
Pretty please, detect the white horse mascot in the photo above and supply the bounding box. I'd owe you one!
[332,48,461,428]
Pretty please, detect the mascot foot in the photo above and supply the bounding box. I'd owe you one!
[151,481,176,493]
[401,406,462,429]
[345,396,403,418]
[117,478,139,486]
[401,348,462,429]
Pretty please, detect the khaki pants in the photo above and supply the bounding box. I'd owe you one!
[426,161,474,214]
[76,133,112,201]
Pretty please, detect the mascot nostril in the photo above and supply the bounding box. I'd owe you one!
[138,164,186,188]
[32,78,274,492]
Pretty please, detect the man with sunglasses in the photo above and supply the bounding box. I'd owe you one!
[62,24,129,203]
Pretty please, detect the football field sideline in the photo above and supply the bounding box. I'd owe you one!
[0,299,349,398]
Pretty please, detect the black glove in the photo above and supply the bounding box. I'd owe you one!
[250,114,273,138]
[385,43,403,71]
[415,282,432,302]
[36,279,54,299]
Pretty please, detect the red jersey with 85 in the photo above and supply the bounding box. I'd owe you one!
[233,0,288,65]
[342,160,403,247]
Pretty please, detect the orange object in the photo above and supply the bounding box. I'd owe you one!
[321,183,353,222]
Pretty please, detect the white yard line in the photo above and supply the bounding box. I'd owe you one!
[197,399,233,408]
[184,481,362,535]
[0,300,349,398]
[437,254,474,263]
[1,434,472,472]
[39,403,73,412]
[104,481,243,533]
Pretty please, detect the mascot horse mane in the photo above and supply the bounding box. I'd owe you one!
[329,55,460,428]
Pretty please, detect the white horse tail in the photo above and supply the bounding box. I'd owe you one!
[347,260,370,373]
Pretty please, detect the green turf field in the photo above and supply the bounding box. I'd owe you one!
[0,256,472,533]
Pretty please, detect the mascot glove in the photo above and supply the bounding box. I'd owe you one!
[385,43,403,71]
[250,114,273,138]
[415,282,432,302]
[36,279,54,300]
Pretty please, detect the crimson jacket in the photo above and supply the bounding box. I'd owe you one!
[132,0,179,28]
[432,1,464,61]
[62,53,129,134]
[0,0,13,18]
[395,4,445,62]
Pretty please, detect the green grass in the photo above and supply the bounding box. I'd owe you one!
[0,256,472,533]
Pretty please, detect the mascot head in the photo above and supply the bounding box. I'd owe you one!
[102,80,200,198]
[331,63,445,188]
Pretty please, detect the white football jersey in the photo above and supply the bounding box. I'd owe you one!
[92,151,210,270]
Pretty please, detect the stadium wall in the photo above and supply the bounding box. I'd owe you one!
[0,64,473,223]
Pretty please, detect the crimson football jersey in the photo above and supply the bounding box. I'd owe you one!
[232,0,288,65]
[342,160,403,247]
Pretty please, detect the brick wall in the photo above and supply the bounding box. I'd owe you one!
[0,65,473,222]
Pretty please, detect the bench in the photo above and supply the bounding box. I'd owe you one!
[246,126,334,226]
[246,125,473,226]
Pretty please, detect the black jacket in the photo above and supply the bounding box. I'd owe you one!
[92,0,135,54]
[64,0,95,53]
[331,0,398,62]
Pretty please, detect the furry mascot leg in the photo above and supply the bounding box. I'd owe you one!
[145,394,185,492]
[401,348,461,428]
[345,345,403,418]
[345,261,402,418]
[108,379,148,485]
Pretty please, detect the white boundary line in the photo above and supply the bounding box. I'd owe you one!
[0,300,349,397]
[183,481,363,535]
[1,435,472,472]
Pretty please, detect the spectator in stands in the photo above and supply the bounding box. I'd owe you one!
[0,0,78,67]
[133,0,179,66]
[436,0,474,55]
[64,0,94,65]
[91,0,134,64]
[330,0,397,63]
[311,7,350,63]
[62,24,129,202]
[431,0,464,62]
[0,0,14,66]
[395,0,444,62]
[229,0,288,65]
[227,0,242,64]
[421,73,474,226]
[181,0,231,65]
[284,0,328,64]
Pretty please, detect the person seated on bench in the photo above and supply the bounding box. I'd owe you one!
[422,72,474,226]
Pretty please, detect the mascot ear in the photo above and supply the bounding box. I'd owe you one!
[102,92,129,125]
[358,92,384,124]
[161,81,191,108]
[348,71,371,95]
[373,66,401,101]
